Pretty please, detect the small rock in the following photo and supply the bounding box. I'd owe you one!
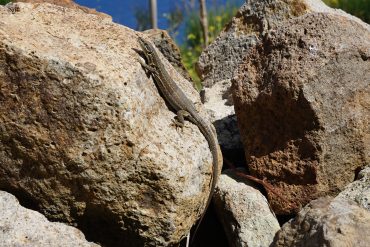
[336,165,370,211]
[214,169,280,247]
[0,191,99,247]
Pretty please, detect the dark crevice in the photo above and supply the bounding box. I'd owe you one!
[184,204,229,247]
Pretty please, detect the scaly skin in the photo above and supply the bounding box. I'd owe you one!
[137,36,222,243]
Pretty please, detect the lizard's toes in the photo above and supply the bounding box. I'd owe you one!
[170,119,185,133]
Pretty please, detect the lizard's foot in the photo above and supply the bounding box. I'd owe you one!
[170,110,192,133]
[170,118,186,133]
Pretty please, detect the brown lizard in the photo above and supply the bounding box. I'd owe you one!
[137,36,222,244]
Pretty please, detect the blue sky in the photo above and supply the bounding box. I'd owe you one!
[75,0,244,30]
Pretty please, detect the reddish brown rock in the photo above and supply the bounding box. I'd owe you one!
[232,12,370,214]
[196,0,353,158]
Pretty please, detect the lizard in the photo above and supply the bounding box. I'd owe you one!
[137,36,222,244]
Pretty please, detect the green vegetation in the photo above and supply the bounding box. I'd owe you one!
[0,0,11,5]
[179,2,239,89]
[323,0,370,23]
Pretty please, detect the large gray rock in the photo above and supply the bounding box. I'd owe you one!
[0,2,219,246]
[198,0,366,88]
[214,169,280,247]
[199,0,325,87]
[0,191,99,247]
[232,10,370,214]
[271,197,370,247]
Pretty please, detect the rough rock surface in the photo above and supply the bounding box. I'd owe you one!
[0,2,218,246]
[0,191,99,247]
[197,0,368,156]
[232,10,370,214]
[201,83,243,152]
[198,0,325,150]
[271,197,370,247]
[336,166,370,211]
[198,0,340,88]
[214,169,280,247]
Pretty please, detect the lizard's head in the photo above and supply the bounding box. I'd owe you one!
[138,36,154,56]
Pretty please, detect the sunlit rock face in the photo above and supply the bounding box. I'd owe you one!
[0,2,217,246]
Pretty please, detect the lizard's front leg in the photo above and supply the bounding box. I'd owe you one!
[171,110,192,131]
[137,58,156,73]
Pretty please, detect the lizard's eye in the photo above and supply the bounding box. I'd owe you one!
[144,47,152,54]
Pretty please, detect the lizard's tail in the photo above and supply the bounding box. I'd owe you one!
[190,116,222,245]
